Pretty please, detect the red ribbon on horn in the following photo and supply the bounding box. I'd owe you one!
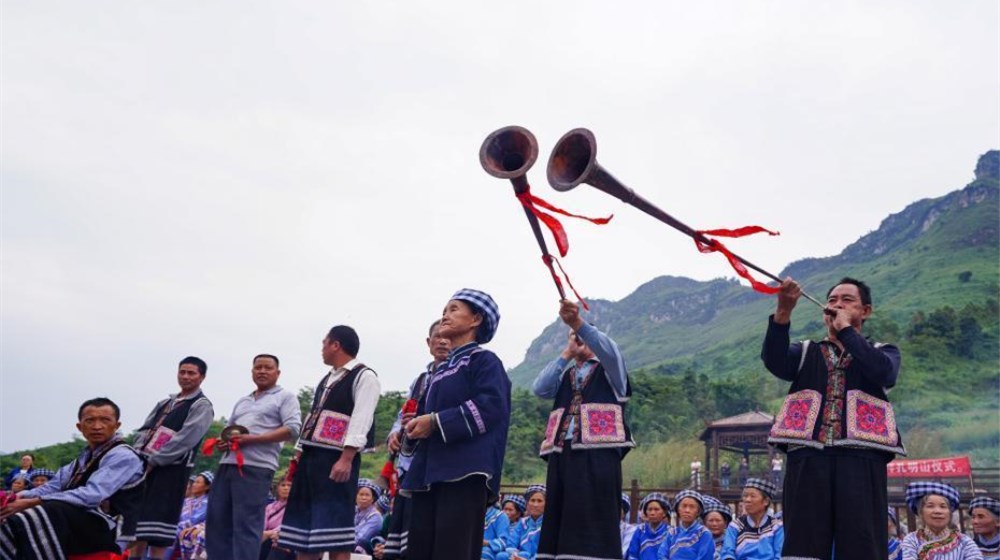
[202,438,245,477]
[515,188,613,258]
[694,226,781,295]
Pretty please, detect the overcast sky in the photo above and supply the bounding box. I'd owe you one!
[2,1,997,452]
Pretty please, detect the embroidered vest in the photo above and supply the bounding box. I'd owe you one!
[301,364,377,450]
[539,361,634,457]
[137,393,206,465]
[768,340,905,456]
[66,440,144,518]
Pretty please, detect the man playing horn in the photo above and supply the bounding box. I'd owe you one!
[532,299,634,560]
[763,277,903,559]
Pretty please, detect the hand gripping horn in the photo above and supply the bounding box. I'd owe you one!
[480,126,567,300]
[547,128,826,309]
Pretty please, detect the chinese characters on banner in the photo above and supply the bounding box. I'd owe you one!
[887,456,972,478]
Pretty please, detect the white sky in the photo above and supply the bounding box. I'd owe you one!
[2,1,998,452]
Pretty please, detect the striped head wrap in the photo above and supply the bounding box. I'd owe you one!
[905,481,960,513]
[524,484,546,500]
[887,507,898,527]
[673,489,705,514]
[700,495,732,524]
[502,494,526,513]
[640,492,671,514]
[29,469,56,481]
[744,477,778,500]
[621,493,631,514]
[196,471,214,484]
[376,492,392,512]
[357,478,383,501]
[969,496,999,518]
[450,289,501,343]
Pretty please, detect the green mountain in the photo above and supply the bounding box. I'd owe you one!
[507,150,1000,467]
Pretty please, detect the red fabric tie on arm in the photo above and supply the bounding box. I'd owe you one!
[694,226,781,295]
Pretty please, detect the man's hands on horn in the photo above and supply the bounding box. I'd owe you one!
[774,278,801,325]
[558,299,585,331]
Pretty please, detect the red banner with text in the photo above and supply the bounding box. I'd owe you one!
[887,456,972,478]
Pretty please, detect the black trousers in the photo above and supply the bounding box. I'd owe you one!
[537,446,623,560]
[406,475,488,560]
[781,448,889,560]
[0,500,118,559]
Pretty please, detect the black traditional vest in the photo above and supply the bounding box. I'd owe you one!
[538,360,634,458]
[66,440,144,518]
[137,392,207,466]
[768,339,905,456]
[301,363,377,451]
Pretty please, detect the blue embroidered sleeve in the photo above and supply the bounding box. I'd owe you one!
[36,447,143,509]
[532,357,568,399]
[719,524,738,560]
[435,352,509,444]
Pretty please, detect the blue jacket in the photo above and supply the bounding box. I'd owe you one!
[719,515,783,560]
[482,506,512,558]
[659,521,715,559]
[627,522,671,560]
[503,515,543,560]
[401,343,511,500]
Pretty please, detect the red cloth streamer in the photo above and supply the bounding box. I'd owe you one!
[201,437,245,477]
[694,226,781,295]
[542,254,590,311]
[515,188,612,258]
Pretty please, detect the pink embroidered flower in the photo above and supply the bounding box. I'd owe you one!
[856,402,887,436]
[320,418,348,442]
[587,410,618,437]
[782,400,811,431]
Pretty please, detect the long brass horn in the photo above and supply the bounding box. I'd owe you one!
[480,125,567,300]
[547,127,825,309]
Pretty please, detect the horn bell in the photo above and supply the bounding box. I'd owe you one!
[480,125,538,180]
[547,127,597,192]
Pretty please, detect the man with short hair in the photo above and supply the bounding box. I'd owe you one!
[205,354,302,560]
[763,277,904,560]
[4,455,34,490]
[0,397,145,558]
[126,356,214,559]
[532,299,634,560]
[278,325,381,560]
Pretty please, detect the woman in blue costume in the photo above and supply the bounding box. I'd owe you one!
[719,478,783,560]
[496,485,545,560]
[901,482,982,560]
[401,289,511,560]
[627,493,672,560]
[660,489,714,559]
[175,471,213,560]
[483,495,525,559]
[700,495,732,560]
[970,496,999,560]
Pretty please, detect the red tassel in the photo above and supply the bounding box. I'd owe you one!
[694,226,781,295]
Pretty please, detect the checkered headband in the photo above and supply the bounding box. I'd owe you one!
[744,478,778,500]
[357,478,383,501]
[10,474,30,484]
[621,493,631,514]
[29,469,56,480]
[640,492,671,514]
[905,481,960,513]
[376,492,392,512]
[700,495,732,523]
[969,496,999,518]
[524,484,546,500]
[673,489,705,513]
[197,471,214,484]
[450,289,500,343]
[502,494,526,513]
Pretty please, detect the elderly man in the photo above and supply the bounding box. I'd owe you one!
[1,397,145,558]
[763,277,904,560]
